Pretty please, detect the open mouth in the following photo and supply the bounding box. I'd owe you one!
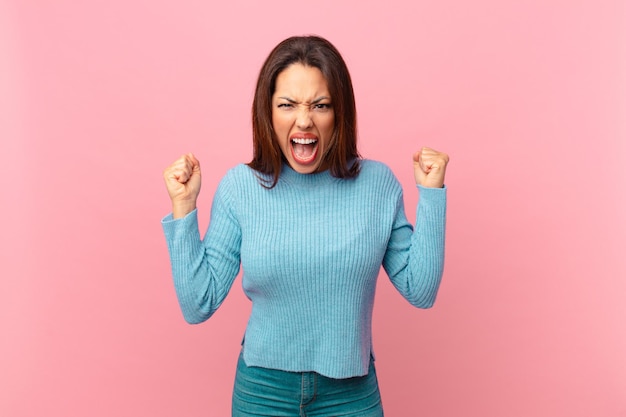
[290,137,319,165]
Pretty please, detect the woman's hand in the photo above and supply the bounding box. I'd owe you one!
[163,153,202,218]
[413,147,449,188]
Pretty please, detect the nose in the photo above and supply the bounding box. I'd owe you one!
[296,107,313,129]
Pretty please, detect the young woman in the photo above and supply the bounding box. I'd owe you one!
[162,35,449,417]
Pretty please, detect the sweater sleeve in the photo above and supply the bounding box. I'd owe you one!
[161,174,242,324]
[382,185,447,308]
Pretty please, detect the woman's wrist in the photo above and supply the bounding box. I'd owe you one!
[172,201,196,219]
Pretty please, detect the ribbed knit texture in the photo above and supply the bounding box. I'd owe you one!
[162,159,446,379]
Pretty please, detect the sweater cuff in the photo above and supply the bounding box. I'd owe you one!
[417,184,447,198]
[161,208,201,244]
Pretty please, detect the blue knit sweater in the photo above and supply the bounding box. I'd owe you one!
[162,159,446,379]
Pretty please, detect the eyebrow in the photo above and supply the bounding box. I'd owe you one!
[277,96,331,104]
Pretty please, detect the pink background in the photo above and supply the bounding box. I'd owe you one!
[1,0,625,416]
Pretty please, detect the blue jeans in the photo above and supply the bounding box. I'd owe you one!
[232,350,384,416]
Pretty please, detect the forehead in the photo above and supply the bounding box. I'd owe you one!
[273,64,330,97]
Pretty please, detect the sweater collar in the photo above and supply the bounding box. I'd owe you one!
[279,162,335,186]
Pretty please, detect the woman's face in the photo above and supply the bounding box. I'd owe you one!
[272,63,335,174]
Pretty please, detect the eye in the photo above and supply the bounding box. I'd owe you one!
[313,103,332,111]
[277,103,294,109]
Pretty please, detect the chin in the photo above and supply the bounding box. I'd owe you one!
[293,165,317,174]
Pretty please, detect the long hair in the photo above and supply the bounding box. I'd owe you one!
[248,35,360,188]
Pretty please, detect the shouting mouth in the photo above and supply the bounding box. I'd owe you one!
[290,136,319,165]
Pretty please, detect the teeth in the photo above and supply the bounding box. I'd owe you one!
[291,138,317,145]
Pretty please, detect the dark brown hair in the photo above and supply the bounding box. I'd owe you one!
[247,35,360,188]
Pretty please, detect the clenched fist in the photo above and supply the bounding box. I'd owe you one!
[413,147,449,189]
[163,153,202,218]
